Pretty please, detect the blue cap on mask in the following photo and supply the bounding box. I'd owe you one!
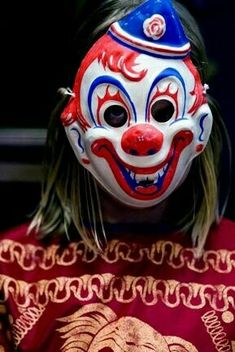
[108,0,190,58]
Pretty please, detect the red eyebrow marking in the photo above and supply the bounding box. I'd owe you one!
[96,85,130,125]
[148,83,179,121]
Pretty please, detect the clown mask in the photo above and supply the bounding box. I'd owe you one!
[61,0,212,208]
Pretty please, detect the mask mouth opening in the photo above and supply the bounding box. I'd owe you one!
[137,178,155,187]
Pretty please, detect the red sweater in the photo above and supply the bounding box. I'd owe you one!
[0,218,235,351]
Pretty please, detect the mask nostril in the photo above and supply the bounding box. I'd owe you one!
[147,148,157,155]
[129,149,139,156]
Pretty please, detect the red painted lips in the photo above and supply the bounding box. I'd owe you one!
[91,130,193,200]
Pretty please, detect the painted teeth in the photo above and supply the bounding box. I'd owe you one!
[127,164,169,183]
[135,174,149,182]
[130,171,135,179]
[158,168,164,178]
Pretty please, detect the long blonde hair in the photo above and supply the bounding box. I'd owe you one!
[29,0,231,254]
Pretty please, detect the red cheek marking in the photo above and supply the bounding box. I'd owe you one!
[82,159,90,165]
[196,144,204,153]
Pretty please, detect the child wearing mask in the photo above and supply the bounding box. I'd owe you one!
[0,0,235,350]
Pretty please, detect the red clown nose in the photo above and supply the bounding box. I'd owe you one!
[121,124,163,156]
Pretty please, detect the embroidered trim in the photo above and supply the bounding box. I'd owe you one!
[201,310,232,352]
[12,305,45,347]
[1,274,235,312]
[0,239,235,273]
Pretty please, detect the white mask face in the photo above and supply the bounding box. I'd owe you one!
[61,0,212,208]
[62,36,212,208]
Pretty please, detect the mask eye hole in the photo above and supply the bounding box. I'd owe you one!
[151,99,175,123]
[104,105,128,127]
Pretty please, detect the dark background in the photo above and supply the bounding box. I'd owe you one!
[0,0,234,230]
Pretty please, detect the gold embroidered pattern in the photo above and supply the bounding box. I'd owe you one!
[1,274,235,312]
[0,304,6,314]
[232,341,235,352]
[0,239,235,273]
[222,311,234,324]
[12,305,45,347]
[201,310,232,351]
[57,303,199,351]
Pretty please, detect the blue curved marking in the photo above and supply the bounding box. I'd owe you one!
[94,125,107,130]
[145,68,186,121]
[71,127,85,153]
[198,113,208,142]
[88,75,137,125]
